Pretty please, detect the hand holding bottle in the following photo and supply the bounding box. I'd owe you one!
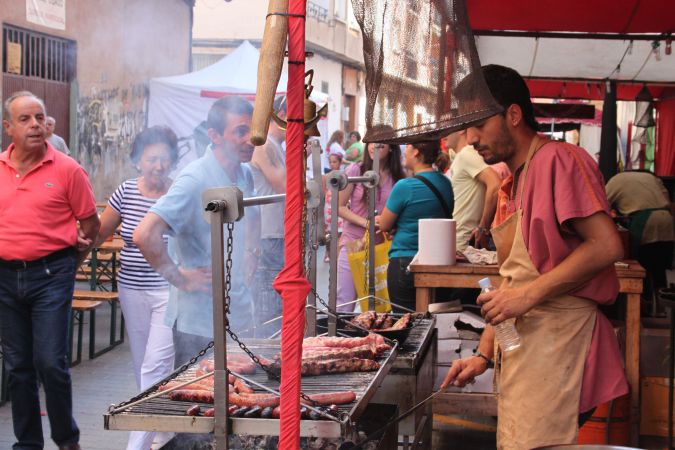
[477,280,538,325]
[478,278,521,352]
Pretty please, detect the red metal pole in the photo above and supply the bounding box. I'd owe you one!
[274,0,309,448]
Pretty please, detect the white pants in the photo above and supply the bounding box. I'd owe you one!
[118,285,175,450]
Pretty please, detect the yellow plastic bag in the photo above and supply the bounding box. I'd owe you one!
[346,231,392,313]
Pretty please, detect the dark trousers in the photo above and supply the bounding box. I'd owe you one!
[387,256,456,313]
[637,241,674,303]
[0,250,80,449]
[387,257,417,313]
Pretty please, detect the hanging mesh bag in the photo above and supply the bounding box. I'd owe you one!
[352,0,503,144]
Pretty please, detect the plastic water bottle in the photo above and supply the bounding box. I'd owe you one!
[478,277,521,351]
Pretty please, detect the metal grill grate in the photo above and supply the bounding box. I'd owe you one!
[105,340,399,438]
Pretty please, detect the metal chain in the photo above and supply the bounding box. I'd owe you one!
[301,141,309,270]
[219,200,319,407]
[223,222,234,315]
[109,340,215,413]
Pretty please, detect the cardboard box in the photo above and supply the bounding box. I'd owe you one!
[640,377,675,437]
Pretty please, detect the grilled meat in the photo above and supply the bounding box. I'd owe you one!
[300,358,380,376]
[302,334,390,353]
[349,311,377,329]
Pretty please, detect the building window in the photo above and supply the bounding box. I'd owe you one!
[308,0,329,23]
[404,49,417,80]
[334,0,348,22]
[321,81,329,94]
[2,24,76,82]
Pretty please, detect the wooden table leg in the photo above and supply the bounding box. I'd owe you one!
[625,292,641,446]
[416,286,431,312]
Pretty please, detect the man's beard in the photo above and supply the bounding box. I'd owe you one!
[480,121,515,165]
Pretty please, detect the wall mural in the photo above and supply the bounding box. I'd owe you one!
[77,83,148,200]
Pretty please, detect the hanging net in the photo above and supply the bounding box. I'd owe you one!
[352,0,502,144]
[634,85,656,128]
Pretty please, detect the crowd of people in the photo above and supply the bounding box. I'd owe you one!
[0,62,672,450]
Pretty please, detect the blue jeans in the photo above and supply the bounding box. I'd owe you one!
[0,250,80,449]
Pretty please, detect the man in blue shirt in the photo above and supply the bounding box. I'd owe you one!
[135,96,259,365]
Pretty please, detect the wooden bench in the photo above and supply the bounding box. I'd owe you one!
[72,290,124,359]
[69,300,102,366]
[73,290,119,302]
[77,251,120,289]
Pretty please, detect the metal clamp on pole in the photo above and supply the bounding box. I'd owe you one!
[326,169,380,192]
[202,187,245,224]
[203,188,289,223]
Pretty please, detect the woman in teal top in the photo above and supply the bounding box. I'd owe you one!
[376,140,454,312]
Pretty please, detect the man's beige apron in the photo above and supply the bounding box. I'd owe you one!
[491,137,597,449]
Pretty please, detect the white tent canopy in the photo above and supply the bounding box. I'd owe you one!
[477,36,675,85]
[149,40,329,172]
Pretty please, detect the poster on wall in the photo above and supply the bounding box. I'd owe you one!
[7,42,22,74]
[26,0,66,31]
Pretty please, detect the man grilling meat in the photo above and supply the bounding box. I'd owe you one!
[441,66,628,449]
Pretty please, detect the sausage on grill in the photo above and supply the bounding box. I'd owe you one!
[233,378,254,394]
[159,379,213,392]
[301,391,356,406]
[229,392,280,408]
[186,405,201,416]
[169,389,214,404]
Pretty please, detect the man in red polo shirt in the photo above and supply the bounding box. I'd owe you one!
[0,91,99,450]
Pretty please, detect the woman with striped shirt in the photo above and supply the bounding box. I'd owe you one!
[94,126,177,450]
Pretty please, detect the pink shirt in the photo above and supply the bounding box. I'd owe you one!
[0,142,97,260]
[494,141,628,412]
[340,163,394,242]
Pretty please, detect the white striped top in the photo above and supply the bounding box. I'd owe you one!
[108,178,169,289]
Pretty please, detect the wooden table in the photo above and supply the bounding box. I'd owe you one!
[410,260,646,446]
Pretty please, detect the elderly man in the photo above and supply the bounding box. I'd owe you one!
[45,116,71,156]
[134,96,259,366]
[442,66,628,449]
[0,91,99,450]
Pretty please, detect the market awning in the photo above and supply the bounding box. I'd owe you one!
[468,0,673,34]
[467,0,675,100]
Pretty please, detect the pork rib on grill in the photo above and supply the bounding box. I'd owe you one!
[300,358,380,376]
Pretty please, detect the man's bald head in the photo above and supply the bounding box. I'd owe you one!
[3,91,46,122]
